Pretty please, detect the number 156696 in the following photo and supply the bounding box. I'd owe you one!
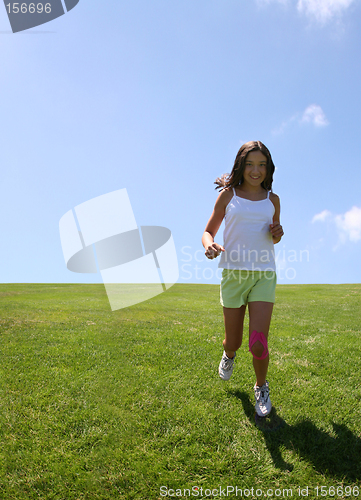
[314,486,359,497]
[5,3,52,14]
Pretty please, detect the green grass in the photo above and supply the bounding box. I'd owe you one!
[0,283,360,499]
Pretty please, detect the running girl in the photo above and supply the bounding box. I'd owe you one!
[202,141,283,417]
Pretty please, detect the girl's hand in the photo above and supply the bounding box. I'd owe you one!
[269,222,284,241]
[205,243,225,259]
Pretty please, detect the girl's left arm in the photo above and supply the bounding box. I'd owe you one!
[269,194,284,244]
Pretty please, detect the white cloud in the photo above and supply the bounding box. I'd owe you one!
[301,104,329,127]
[335,206,361,243]
[255,0,356,23]
[312,209,333,223]
[272,114,298,135]
[297,0,356,23]
[272,104,328,135]
[312,206,361,248]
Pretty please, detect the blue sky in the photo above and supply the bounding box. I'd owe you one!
[1,0,361,287]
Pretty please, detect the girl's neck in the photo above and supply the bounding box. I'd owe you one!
[237,183,266,194]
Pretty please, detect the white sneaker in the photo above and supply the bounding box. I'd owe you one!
[254,381,272,417]
[218,351,236,380]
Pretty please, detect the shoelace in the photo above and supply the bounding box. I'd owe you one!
[222,356,233,370]
[256,386,269,403]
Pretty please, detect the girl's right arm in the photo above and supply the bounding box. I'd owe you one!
[202,188,232,259]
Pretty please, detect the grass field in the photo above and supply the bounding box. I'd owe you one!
[1,283,361,499]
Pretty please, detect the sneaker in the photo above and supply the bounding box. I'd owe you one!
[218,351,236,380]
[254,381,272,417]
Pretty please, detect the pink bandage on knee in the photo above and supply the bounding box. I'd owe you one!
[249,330,269,360]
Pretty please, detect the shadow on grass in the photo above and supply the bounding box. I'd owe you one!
[228,389,361,482]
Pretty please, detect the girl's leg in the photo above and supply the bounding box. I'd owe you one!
[222,305,247,358]
[248,301,273,387]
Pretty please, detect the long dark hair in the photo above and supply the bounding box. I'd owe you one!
[215,141,275,191]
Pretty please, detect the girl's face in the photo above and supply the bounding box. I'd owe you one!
[243,150,267,187]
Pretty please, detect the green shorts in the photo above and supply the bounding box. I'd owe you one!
[220,269,277,308]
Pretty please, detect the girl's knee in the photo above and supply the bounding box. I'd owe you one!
[223,338,242,352]
[250,340,264,358]
[249,330,269,359]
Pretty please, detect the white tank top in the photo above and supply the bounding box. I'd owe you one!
[218,188,276,271]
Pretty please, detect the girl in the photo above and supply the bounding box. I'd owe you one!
[202,141,283,417]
